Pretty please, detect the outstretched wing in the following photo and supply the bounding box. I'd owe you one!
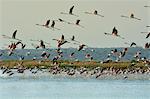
[45,20,50,26]
[51,21,55,28]
[69,6,74,14]
[12,30,17,39]
[61,35,64,41]
[76,20,80,25]
[146,33,150,38]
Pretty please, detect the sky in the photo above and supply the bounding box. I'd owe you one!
[0,0,150,49]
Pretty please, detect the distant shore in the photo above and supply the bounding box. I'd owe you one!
[0,60,149,69]
[0,60,150,79]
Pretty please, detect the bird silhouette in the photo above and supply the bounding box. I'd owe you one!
[145,43,150,49]
[2,30,21,41]
[121,13,141,20]
[53,35,70,48]
[68,19,84,28]
[146,33,150,38]
[104,27,125,39]
[60,6,78,17]
[36,20,50,28]
[85,10,104,17]
[50,20,60,30]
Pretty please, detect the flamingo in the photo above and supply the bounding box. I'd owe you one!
[56,18,70,24]
[85,10,104,17]
[130,42,137,47]
[66,35,80,43]
[78,44,87,51]
[104,27,125,39]
[50,20,60,30]
[68,19,84,28]
[121,13,141,20]
[145,43,150,49]
[60,6,78,17]
[36,20,50,28]
[2,30,21,41]
[53,35,70,48]
[31,40,45,49]
[30,39,51,48]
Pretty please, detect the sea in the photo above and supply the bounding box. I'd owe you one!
[0,76,150,99]
[0,47,150,61]
[0,47,150,99]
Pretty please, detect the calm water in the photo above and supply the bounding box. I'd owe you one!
[0,76,150,99]
[1,47,150,61]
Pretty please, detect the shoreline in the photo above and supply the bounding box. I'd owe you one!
[0,60,150,79]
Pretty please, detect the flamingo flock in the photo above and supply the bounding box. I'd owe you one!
[0,3,150,77]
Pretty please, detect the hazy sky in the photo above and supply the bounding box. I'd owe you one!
[0,0,149,49]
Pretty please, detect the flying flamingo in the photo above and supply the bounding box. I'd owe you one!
[121,13,141,20]
[2,30,21,41]
[53,35,70,48]
[36,20,50,28]
[145,43,150,49]
[60,6,78,17]
[50,20,60,30]
[104,27,125,39]
[84,10,104,17]
[73,42,87,51]
[68,19,84,28]
[55,18,70,24]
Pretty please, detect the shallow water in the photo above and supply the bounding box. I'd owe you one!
[1,47,150,61]
[0,76,150,99]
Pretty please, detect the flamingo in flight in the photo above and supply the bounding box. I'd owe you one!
[70,35,80,43]
[30,39,51,45]
[121,13,141,20]
[145,43,150,49]
[30,39,51,48]
[60,6,78,17]
[73,42,88,51]
[84,10,104,17]
[141,32,150,39]
[56,18,70,24]
[31,40,46,49]
[2,30,21,41]
[68,19,84,28]
[53,35,70,48]
[104,27,125,39]
[50,20,60,30]
[124,42,137,47]
[36,20,50,28]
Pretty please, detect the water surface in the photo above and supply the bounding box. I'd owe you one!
[0,76,150,99]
